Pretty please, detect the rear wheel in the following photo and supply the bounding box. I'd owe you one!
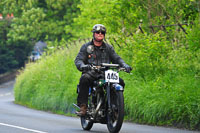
[81,116,93,130]
[107,91,124,133]
[81,95,94,131]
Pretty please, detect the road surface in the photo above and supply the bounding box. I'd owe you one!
[0,80,199,133]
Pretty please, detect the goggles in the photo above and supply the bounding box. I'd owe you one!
[95,31,105,34]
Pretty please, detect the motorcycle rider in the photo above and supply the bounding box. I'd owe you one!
[74,24,132,116]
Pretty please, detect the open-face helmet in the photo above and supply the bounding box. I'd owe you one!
[91,24,106,34]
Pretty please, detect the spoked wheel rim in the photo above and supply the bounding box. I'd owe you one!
[109,104,119,127]
[81,117,89,128]
[108,101,119,128]
[107,91,124,133]
[81,116,93,130]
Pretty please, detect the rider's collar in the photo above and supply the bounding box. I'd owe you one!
[92,40,106,50]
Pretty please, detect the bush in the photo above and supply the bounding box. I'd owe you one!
[0,45,18,74]
[14,33,200,130]
[120,32,200,129]
[187,17,200,51]
[14,44,81,114]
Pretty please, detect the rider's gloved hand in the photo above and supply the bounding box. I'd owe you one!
[80,64,91,71]
[122,63,132,73]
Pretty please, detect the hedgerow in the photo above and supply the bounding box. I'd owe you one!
[14,22,200,129]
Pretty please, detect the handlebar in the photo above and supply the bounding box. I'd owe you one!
[101,63,119,67]
[90,63,127,72]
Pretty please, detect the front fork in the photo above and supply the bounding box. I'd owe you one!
[107,82,123,114]
[107,82,112,113]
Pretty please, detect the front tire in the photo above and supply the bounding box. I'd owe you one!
[107,91,124,133]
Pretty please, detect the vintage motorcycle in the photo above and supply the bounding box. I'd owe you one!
[74,63,129,133]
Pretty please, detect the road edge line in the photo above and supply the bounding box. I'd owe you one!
[0,122,47,133]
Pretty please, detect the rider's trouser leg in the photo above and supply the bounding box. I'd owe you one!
[77,73,94,106]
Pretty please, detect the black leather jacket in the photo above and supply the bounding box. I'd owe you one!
[75,40,126,72]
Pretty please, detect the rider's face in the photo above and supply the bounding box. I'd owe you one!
[94,31,105,41]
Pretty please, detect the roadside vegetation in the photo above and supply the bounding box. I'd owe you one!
[15,19,200,130]
[14,44,81,115]
[1,0,199,130]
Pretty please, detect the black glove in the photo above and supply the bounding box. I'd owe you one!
[80,64,91,71]
[122,63,132,73]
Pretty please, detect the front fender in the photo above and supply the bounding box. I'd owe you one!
[112,83,124,91]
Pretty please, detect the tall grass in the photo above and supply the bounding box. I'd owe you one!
[121,29,200,129]
[14,44,81,114]
[14,23,200,130]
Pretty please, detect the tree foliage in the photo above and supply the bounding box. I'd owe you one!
[0,19,18,74]
[10,0,200,130]
[0,44,18,74]
[0,0,80,73]
[71,0,199,38]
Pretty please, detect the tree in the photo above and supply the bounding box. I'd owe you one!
[1,0,80,45]
[0,0,81,73]
[0,45,18,74]
[72,0,199,38]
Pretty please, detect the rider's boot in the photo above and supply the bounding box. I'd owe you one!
[76,104,87,116]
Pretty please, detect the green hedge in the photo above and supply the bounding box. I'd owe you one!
[14,45,81,114]
[14,27,200,130]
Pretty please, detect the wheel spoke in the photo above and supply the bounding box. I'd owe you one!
[81,116,93,130]
[107,91,124,133]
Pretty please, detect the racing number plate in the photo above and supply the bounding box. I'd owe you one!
[105,70,119,83]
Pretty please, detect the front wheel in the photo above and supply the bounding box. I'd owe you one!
[107,91,124,133]
[81,116,93,130]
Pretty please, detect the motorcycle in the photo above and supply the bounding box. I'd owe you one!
[73,63,129,133]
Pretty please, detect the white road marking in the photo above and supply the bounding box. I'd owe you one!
[0,122,47,133]
[0,92,12,97]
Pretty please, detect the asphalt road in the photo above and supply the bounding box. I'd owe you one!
[0,80,199,133]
